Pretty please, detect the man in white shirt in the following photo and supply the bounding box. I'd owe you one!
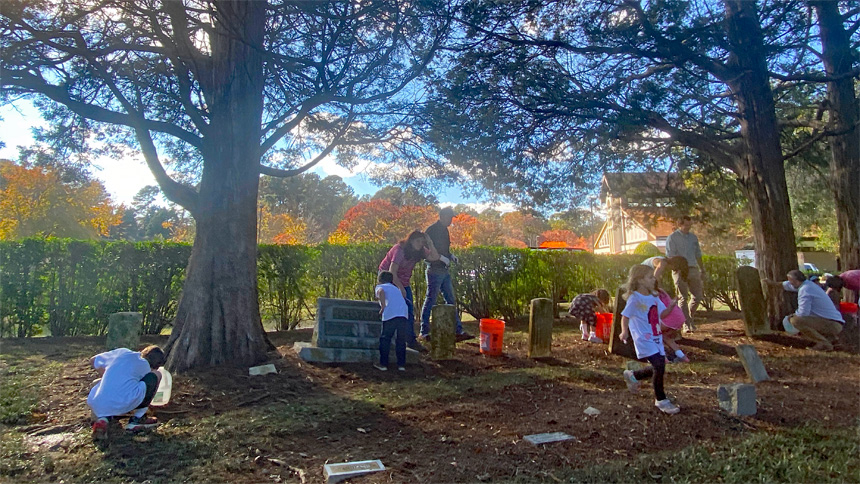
[783,270,845,351]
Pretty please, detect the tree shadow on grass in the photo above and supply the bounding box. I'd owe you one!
[92,427,214,484]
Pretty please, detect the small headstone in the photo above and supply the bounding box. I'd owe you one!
[608,288,637,359]
[430,304,456,360]
[717,383,756,416]
[248,364,277,376]
[324,460,385,484]
[736,266,770,336]
[528,298,553,358]
[735,344,770,383]
[583,406,600,416]
[523,432,575,445]
[105,312,142,350]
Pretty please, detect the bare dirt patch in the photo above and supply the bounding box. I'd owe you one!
[2,311,859,483]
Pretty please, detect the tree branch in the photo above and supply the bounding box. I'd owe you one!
[769,68,860,82]
[258,112,356,178]
[2,69,203,148]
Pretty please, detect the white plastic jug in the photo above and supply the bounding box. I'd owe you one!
[150,368,172,406]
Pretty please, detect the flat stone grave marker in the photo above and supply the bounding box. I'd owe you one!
[736,344,770,383]
[608,288,637,359]
[430,304,456,360]
[324,460,385,484]
[528,298,553,358]
[736,266,770,336]
[248,364,277,376]
[523,432,575,445]
[105,312,142,350]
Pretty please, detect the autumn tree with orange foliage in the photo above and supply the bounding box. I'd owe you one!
[449,213,477,247]
[500,211,550,247]
[330,200,437,244]
[258,205,307,245]
[538,229,588,250]
[0,161,121,240]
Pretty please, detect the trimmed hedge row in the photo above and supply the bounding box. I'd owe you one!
[0,239,741,337]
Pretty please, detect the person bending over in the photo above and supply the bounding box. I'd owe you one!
[88,345,166,439]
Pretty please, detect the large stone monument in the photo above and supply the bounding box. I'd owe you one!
[736,266,770,336]
[430,304,456,360]
[528,298,553,358]
[105,312,143,350]
[294,298,419,363]
[608,288,637,359]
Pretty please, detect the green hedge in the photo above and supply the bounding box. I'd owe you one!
[0,239,742,337]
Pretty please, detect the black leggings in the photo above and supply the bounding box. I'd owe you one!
[633,353,666,401]
[135,372,159,409]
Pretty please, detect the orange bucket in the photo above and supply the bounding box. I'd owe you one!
[479,318,505,356]
[595,313,613,342]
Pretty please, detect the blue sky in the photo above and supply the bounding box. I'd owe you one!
[0,101,504,210]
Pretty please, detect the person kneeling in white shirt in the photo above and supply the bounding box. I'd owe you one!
[87,345,166,439]
[782,270,844,351]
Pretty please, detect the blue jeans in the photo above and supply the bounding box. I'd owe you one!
[420,269,463,336]
[379,316,408,367]
[404,286,416,343]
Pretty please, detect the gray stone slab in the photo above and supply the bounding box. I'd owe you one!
[736,344,770,383]
[324,460,385,484]
[736,266,770,336]
[528,298,553,358]
[313,298,384,349]
[523,432,574,445]
[430,304,456,360]
[294,342,420,364]
[718,383,757,416]
[608,288,637,359]
[105,312,142,350]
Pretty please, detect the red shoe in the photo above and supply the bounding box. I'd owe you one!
[125,415,158,431]
[92,417,109,440]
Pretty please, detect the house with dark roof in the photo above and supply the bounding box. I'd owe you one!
[593,172,684,255]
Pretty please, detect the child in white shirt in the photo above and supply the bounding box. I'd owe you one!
[375,271,410,371]
[87,345,166,439]
[619,265,681,414]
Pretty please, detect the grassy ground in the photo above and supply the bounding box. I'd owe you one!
[2,312,859,483]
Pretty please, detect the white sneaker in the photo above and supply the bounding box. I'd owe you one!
[655,399,680,414]
[622,370,641,393]
[397,367,406,371]
[373,364,387,371]
[588,334,603,344]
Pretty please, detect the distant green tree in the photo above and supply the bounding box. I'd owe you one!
[633,242,662,257]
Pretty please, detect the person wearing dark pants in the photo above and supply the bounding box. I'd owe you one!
[420,207,474,342]
[619,265,681,414]
[374,271,410,371]
[378,316,409,370]
[629,353,667,401]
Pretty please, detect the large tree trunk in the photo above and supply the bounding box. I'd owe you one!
[165,1,269,371]
[813,1,860,271]
[724,0,797,327]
